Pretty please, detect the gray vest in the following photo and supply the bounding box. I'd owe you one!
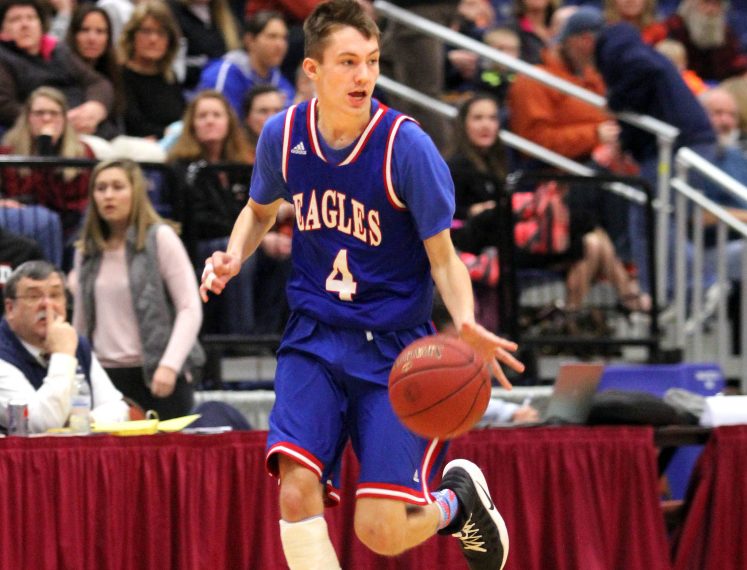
[79,224,204,386]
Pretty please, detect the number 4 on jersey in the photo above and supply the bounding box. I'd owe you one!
[326,249,358,301]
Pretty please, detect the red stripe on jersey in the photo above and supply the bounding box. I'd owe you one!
[356,483,431,505]
[420,438,444,501]
[281,105,298,183]
[383,115,412,210]
[324,482,341,507]
[355,437,443,505]
[308,98,325,161]
[339,106,386,166]
[266,441,324,478]
[306,99,391,166]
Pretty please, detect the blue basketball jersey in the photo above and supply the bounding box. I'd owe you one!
[250,98,455,330]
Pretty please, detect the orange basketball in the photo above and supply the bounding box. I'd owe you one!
[388,334,491,439]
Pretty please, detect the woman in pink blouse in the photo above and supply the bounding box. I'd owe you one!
[70,159,203,419]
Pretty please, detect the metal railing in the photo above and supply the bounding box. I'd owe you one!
[671,148,747,390]
[376,75,647,203]
[374,0,679,306]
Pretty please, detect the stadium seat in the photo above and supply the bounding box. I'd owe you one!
[0,205,63,267]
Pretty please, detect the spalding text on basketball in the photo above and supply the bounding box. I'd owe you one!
[398,344,443,373]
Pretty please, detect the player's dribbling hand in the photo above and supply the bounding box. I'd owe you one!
[199,252,241,302]
[459,321,524,390]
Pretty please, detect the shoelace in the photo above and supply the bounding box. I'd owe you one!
[454,515,487,553]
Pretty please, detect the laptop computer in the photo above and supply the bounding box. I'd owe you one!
[542,362,605,424]
[483,362,605,427]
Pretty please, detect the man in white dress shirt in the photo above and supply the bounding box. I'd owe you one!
[0,261,129,433]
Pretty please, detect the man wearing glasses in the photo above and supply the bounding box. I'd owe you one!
[0,260,129,433]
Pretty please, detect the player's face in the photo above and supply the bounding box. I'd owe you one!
[464,98,500,150]
[193,96,230,146]
[304,26,379,115]
[92,166,133,230]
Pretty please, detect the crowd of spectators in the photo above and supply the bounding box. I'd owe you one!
[2,0,747,419]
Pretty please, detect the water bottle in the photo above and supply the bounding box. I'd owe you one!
[69,373,92,434]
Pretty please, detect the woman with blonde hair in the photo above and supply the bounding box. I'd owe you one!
[167,89,251,237]
[0,86,95,252]
[71,159,203,419]
[168,89,250,163]
[167,90,262,334]
[119,0,186,138]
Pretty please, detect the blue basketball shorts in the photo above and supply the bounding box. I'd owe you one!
[265,312,449,507]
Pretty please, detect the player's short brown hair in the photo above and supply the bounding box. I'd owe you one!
[303,0,380,62]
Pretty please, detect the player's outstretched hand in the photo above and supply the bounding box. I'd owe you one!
[199,251,241,302]
[459,322,524,390]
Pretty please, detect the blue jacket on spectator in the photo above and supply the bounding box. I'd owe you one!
[704,146,747,209]
[197,50,294,117]
[594,23,716,162]
[0,319,92,390]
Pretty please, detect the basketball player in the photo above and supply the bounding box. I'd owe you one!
[200,2,524,568]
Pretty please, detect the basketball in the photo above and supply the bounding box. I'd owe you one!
[388,334,491,439]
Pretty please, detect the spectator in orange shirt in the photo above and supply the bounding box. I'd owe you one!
[508,7,633,261]
[508,8,619,164]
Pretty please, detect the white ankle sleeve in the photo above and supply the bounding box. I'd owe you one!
[279,516,341,570]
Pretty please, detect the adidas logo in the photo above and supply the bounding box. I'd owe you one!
[291,141,307,155]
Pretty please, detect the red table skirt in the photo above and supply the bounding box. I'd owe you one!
[0,426,673,570]
[671,425,747,570]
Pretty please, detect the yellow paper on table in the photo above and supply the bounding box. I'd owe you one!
[157,414,201,432]
[91,419,159,436]
[91,414,200,436]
